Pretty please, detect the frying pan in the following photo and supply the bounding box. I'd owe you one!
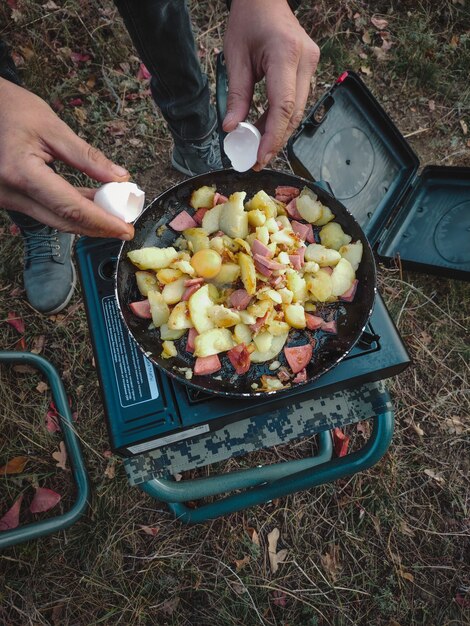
[115,168,377,398]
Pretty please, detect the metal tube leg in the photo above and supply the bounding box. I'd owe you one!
[0,352,90,550]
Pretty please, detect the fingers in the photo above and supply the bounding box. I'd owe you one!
[45,117,131,184]
[254,48,299,170]
[254,41,320,171]
[14,160,134,239]
[222,55,254,133]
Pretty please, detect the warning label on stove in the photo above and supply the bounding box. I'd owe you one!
[102,296,159,407]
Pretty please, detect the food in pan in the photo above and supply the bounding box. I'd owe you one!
[127,184,363,390]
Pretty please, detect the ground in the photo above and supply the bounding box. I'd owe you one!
[0,1,469,625]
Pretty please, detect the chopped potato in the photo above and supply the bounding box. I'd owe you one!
[286,269,308,303]
[330,258,355,296]
[202,204,223,234]
[170,259,195,276]
[135,270,158,296]
[247,209,266,227]
[167,301,193,330]
[156,268,183,285]
[238,252,257,295]
[128,247,178,270]
[284,303,306,329]
[233,323,253,345]
[161,340,177,359]
[148,290,170,327]
[306,269,333,302]
[246,190,278,218]
[339,240,363,271]
[219,192,248,238]
[183,228,210,253]
[188,283,215,333]
[190,185,216,209]
[162,277,186,305]
[253,331,273,353]
[250,332,289,363]
[319,222,352,250]
[194,328,234,357]
[296,193,323,223]
[305,243,341,267]
[314,204,335,226]
[159,324,186,340]
[209,305,241,328]
[211,263,241,285]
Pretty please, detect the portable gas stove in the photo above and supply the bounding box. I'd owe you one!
[76,237,409,456]
[77,70,469,458]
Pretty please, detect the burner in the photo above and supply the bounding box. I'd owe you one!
[321,127,375,200]
[76,237,410,456]
[434,200,470,264]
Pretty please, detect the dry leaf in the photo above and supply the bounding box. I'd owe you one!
[30,487,61,513]
[0,456,28,474]
[371,16,389,30]
[267,527,288,574]
[443,415,466,435]
[36,381,49,394]
[460,120,468,135]
[104,463,116,479]
[399,520,416,537]
[410,421,425,437]
[450,34,460,48]
[321,544,342,581]
[52,441,67,470]
[230,581,246,595]
[373,46,388,61]
[31,335,46,354]
[420,331,432,345]
[160,597,180,616]
[0,495,23,531]
[424,468,445,484]
[362,31,372,45]
[139,525,159,536]
[73,108,87,126]
[246,526,260,546]
[360,66,372,76]
[399,569,414,582]
[428,100,436,111]
[234,555,250,571]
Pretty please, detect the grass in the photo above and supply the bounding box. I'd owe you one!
[1,1,469,624]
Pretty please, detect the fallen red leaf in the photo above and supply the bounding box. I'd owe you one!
[0,456,28,474]
[9,224,20,236]
[0,495,23,531]
[7,311,25,334]
[272,589,287,607]
[333,428,350,457]
[139,525,160,536]
[68,97,84,107]
[136,63,151,80]
[70,51,91,64]
[15,337,27,351]
[30,487,61,514]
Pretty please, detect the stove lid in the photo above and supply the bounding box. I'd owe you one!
[287,70,419,245]
[377,165,470,280]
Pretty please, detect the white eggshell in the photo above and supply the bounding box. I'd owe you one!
[224,122,261,172]
[94,182,145,223]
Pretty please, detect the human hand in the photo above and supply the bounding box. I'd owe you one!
[0,78,134,239]
[222,0,319,170]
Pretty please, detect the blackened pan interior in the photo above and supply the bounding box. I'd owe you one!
[115,169,376,398]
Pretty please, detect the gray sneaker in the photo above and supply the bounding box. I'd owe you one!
[20,226,76,315]
[171,129,223,176]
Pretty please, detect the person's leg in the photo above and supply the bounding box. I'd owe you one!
[8,210,75,315]
[113,0,221,175]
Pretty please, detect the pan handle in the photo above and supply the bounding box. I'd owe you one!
[215,51,231,168]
